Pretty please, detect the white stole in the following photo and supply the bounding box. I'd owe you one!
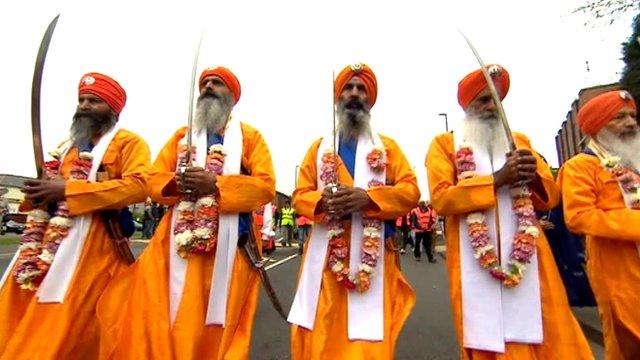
[288,132,386,341]
[36,124,121,303]
[168,120,242,327]
[454,132,542,353]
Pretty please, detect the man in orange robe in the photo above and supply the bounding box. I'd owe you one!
[0,72,151,359]
[288,63,420,359]
[558,90,640,359]
[426,65,592,359]
[97,66,275,360]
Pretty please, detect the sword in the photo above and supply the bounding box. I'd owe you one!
[459,31,516,152]
[238,215,287,320]
[31,14,60,179]
[179,33,204,193]
[331,71,339,193]
[460,31,517,263]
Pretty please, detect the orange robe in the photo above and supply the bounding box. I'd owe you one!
[426,132,592,359]
[0,130,151,360]
[97,122,275,360]
[291,134,419,360]
[558,153,640,360]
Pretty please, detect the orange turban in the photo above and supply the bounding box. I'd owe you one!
[78,72,127,114]
[334,63,378,107]
[198,66,241,104]
[577,90,636,137]
[457,64,510,110]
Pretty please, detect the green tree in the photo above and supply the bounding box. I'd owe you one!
[621,13,640,103]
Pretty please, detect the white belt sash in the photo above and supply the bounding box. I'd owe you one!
[169,120,242,327]
[454,132,542,353]
[288,132,386,341]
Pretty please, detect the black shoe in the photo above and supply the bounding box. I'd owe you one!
[428,257,437,263]
[415,257,421,262]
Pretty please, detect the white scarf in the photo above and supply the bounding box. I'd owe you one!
[33,123,121,303]
[454,131,542,353]
[288,132,386,341]
[168,120,242,327]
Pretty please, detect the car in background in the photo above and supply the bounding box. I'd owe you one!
[1,213,27,235]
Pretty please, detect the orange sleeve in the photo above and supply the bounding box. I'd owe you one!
[514,133,559,211]
[148,128,186,206]
[292,138,323,222]
[217,123,276,213]
[65,131,151,216]
[364,135,420,219]
[426,133,496,216]
[559,155,640,242]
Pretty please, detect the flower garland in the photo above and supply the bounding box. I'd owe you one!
[173,143,226,258]
[455,143,539,288]
[322,147,385,293]
[13,150,93,290]
[598,151,640,209]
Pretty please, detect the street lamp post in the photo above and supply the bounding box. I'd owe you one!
[438,113,449,133]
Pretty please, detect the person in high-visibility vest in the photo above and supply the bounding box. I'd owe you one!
[280,200,295,246]
[410,200,438,262]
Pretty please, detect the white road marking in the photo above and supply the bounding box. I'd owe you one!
[265,253,298,271]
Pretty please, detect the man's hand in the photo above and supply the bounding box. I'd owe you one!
[493,149,537,188]
[23,178,66,204]
[175,166,217,196]
[323,184,372,218]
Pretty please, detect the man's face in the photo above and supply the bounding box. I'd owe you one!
[200,75,231,99]
[71,93,117,145]
[603,106,638,140]
[76,93,114,123]
[339,76,369,106]
[466,89,498,120]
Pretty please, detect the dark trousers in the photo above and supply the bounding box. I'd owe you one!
[142,219,155,239]
[398,228,414,250]
[282,225,293,246]
[414,231,435,260]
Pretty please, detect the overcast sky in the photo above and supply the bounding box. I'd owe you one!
[0,0,635,198]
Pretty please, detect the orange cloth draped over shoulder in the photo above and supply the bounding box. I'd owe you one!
[426,132,593,359]
[290,134,419,359]
[97,122,275,360]
[0,130,151,360]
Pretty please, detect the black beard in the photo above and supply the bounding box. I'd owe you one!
[70,111,116,148]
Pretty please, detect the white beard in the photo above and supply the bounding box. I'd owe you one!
[595,128,640,171]
[336,100,371,141]
[194,94,233,134]
[461,115,510,159]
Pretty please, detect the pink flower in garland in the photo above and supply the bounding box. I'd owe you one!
[14,150,93,290]
[456,144,539,288]
[321,147,385,293]
[173,143,226,258]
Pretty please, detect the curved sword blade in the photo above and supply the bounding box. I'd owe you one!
[184,32,204,165]
[459,31,516,151]
[31,14,60,179]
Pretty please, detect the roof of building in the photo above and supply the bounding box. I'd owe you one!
[0,174,33,189]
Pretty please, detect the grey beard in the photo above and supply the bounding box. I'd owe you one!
[595,128,640,171]
[70,113,117,148]
[462,115,510,159]
[336,100,371,141]
[194,94,233,134]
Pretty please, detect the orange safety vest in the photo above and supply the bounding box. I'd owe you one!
[413,207,436,231]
